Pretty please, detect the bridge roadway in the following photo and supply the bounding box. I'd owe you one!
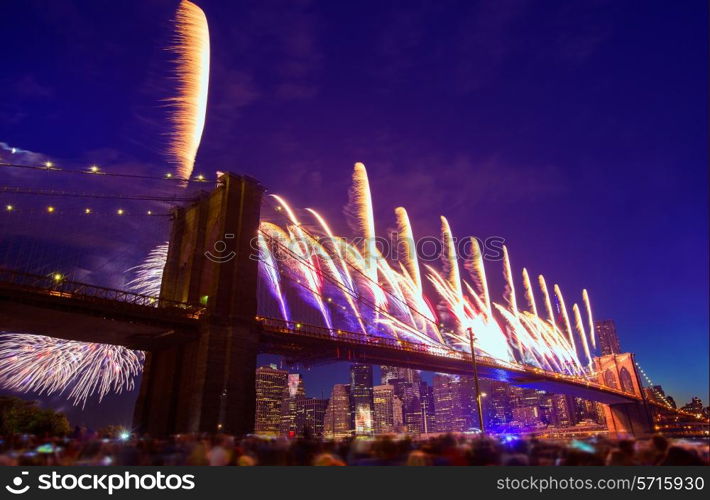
[0,268,674,408]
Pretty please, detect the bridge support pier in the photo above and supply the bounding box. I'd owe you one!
[604,402,653,437]
[595,353,654,437]
[133,173,264,436]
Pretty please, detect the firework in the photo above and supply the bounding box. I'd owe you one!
[125,242,168,297]
[347,163,379,285]
[395,207,421,293]
[502,245,518,315]
[582,289,596,350]
[554,284,575,351]
[168,0,210,179]
[119,162,593,380]
[572,303,592,369]
[440,217,462,298]
[521,268,538,316]
[538,274,555,325]
[466,237,491,316]
[0,333,144,407]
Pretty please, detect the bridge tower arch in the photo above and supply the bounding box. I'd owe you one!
[594,353,653,437]
[133,173,264,436]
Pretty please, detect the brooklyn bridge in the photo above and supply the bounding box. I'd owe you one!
[0,168,698,438]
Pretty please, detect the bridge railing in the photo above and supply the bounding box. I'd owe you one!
[256,316,647,400]
[0,268,205,318]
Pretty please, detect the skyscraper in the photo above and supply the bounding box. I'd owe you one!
[433,374,478,433]
[595,319,621,355]
[254,365,288,436]
[550,394,577,427]
[324,384,352,439]
[373,384,398,434]
[279,373,305,437]
[419,380,436,434]
[296,398,329,437]
[350,364,374,434]
[380,366,420,385]
[433,374,455,432]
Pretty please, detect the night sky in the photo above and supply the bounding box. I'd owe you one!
[0,0,707,428]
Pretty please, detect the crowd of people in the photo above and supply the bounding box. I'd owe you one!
[0,429,707,466]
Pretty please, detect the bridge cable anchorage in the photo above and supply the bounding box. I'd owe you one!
[0,161,217,184]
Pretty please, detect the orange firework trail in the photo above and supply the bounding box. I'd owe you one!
[554,283,575,351]
[466,237,492,316]
[168,0,210,180]
[348,162,379,285]
[582,289,596,350]
[395,207,421,293]
[572,303,593,369]
[440,216,462,298]
[521,267,537,316]
[502,245,518,316]
[538,274,556,327]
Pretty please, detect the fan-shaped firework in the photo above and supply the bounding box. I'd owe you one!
[0,333,144,407]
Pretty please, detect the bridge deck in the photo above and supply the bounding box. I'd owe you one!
[0,269,689,410]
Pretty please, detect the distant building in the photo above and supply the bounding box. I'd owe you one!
[432,374,455,432]
[419,380,436,434]
[487,380,513,426]
[279,373,305,437]
[373,384,399,434]
[323,384,352,438]
[512,405,541,428]
[380,366,420,385]
[350,364,374,434]
[395,379,422,435]
[433,374,479,433]
[254,365,288,436]
[595,320,621,355]
[550,394,577,427]
[682,396,705,416]
[296,398,329,437]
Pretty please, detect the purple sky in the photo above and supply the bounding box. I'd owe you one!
[0,0,707,427]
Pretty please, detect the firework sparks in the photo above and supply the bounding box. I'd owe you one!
[0,333,144,407]
[125,242,168,297]
[572,303,592,369]
[502,245,518,316]
[118,162,592,382]
[466,237,492,316]
[521,268,538,316]
[168,0,210,179]
[395,207,421,293]
[554,284,575,352]
[582,289,596,350]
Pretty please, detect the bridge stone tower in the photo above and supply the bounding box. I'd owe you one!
[133,173,264,436]
[594,353,653,437]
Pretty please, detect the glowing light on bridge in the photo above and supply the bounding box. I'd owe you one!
[168,0,210,180]
[0,333,144,407]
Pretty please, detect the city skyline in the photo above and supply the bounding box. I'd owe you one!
[253,359,708,439]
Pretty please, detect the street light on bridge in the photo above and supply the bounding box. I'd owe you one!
[467,327,485,434]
